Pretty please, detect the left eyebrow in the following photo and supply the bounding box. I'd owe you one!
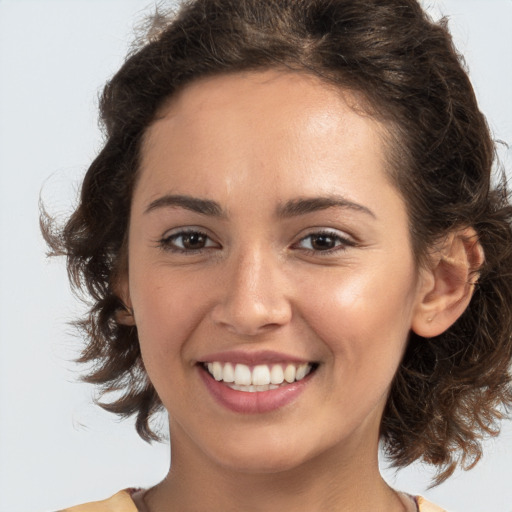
[144,194,225,217]
[276,196,376,219]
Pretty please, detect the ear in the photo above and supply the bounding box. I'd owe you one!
[113,273,136,326]
[412,227,484,338]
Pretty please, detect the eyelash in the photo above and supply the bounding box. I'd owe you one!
[158,229,217,253]
[293,230,356,255]
[158,229,356,255]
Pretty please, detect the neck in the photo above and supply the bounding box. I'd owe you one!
[144,423,405,512]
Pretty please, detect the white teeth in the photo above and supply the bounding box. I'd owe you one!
[222,362,235,383]
[204,361,314,389]
[234,364,252,386]
[230,384,281,392]
[270,365,284,385]
[284,364,296,383]
[252,365,271,386]
[212,361,223,381]
[296,363,309,381]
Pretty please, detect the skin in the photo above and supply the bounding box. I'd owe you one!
[120,70,474,511]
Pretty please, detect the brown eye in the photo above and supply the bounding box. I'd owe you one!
[160,230,219,252]
[181,232,207,249]
[309,234,337,250]
[296,230,355,253]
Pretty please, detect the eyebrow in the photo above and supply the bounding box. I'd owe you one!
[144,193,375,219]
[144,194,224,217]
[277,196,376,219]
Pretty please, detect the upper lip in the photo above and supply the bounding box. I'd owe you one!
[197,350,314,366]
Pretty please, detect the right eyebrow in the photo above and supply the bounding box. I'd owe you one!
[144,194,225,217]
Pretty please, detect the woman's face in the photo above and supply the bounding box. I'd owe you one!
[124,70,428,473]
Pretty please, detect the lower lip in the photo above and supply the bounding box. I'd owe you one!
[198,366,313,414]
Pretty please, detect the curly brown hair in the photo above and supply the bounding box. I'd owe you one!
[42,0,512,484]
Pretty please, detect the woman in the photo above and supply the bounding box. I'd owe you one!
[43,0,512,510]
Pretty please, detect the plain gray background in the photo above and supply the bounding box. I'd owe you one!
[0,1,511,511]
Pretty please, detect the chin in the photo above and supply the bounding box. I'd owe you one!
[216,449,310,475]
[202,428,324,475]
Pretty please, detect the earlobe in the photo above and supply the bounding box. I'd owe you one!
[115,301,136,326]
[412,227,484,338]
[113,275,136,326]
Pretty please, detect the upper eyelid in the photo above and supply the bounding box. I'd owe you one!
[289,230,357,255]
[295,227,356,242]
[157,227,220,251]
[156,226,356,247]
[161,226,213,239]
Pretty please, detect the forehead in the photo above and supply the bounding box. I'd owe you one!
[156,69,366,120]
[136,69,399,213]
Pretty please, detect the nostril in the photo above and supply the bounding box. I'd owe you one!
[210,301,292,336]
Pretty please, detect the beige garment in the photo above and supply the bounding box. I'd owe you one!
[59,489,448,512]
[417,495,449,512]
[58,490,138,512]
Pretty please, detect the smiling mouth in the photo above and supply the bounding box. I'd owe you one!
[200,361,319,392]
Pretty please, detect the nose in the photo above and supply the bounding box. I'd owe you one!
[210,247,292,336]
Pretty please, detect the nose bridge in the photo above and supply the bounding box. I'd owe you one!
[237,245,268,299]
[212,242,291,335]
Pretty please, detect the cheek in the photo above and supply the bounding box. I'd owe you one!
[130,269,211,367]
[297,262,418,370]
